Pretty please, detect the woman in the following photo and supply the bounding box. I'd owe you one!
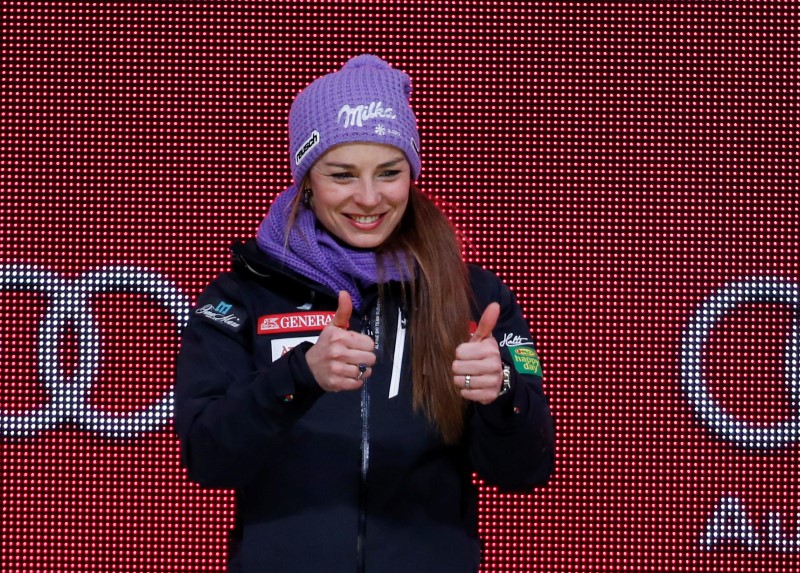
[176,54,555,573]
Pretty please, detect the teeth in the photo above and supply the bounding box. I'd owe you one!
[351,215,380,224]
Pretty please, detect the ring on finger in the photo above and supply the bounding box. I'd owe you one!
[464,374,471,389]
[357,363,367,381]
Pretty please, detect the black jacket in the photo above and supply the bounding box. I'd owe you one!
[176,240,555,573]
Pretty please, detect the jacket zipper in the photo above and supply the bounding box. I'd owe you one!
[356,300,381,573]
[357,301,380,573]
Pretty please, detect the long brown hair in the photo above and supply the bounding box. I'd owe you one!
[381,185,473,444]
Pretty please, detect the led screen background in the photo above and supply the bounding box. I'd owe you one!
[1,1,797,571]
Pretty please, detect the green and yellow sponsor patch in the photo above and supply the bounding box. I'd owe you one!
[508,344,542,376]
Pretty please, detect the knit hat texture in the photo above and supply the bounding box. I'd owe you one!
[289,54,421,185]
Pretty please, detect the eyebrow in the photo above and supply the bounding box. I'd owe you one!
[322,157,406,170]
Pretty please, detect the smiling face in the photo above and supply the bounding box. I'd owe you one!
[307,143,411,250]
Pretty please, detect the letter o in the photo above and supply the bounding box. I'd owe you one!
[1,265,190,439]
[681,277,800,450]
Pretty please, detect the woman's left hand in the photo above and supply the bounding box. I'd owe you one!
[452,302,504,405]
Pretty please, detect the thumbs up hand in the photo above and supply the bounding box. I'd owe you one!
[306,291,376,392]
[452,303,504,405]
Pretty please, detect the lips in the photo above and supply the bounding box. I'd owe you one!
[348,214,381,224]
[345,213,385,230]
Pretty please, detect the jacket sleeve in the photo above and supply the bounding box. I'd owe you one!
[467,269,556,493]
[174,274,324,489]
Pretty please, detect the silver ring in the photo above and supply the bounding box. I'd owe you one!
[357,363,367,381]
[464,374,471,389]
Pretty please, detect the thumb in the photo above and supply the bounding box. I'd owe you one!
[332,290,353,329]
[471,302,500,342]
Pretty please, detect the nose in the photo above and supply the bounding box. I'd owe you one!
[354,180,381,208]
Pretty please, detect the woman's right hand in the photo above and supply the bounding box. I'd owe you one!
[305,291,376,392]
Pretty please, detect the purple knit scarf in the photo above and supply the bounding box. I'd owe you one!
[256,185,413,311]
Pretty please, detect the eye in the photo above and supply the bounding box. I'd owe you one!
[379,169,401,178]
[331,172,355,181]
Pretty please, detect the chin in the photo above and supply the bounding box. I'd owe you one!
[347,237,386,250]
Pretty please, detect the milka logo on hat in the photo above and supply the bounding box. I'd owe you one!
[338,101,396,128]
[295,130,319,165]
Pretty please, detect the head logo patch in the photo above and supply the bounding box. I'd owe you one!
[295,130,320,166]
[337,101,396,128]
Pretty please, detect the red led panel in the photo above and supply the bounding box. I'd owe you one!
[1,1,797,571]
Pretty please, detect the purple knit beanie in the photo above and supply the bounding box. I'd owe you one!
[289,54,421,185]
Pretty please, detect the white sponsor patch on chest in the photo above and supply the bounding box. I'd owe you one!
[270,336,319,362]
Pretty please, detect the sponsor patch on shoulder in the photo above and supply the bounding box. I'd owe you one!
[508,344,543,377]
[258,311,336,335]
[194,300,245,332]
